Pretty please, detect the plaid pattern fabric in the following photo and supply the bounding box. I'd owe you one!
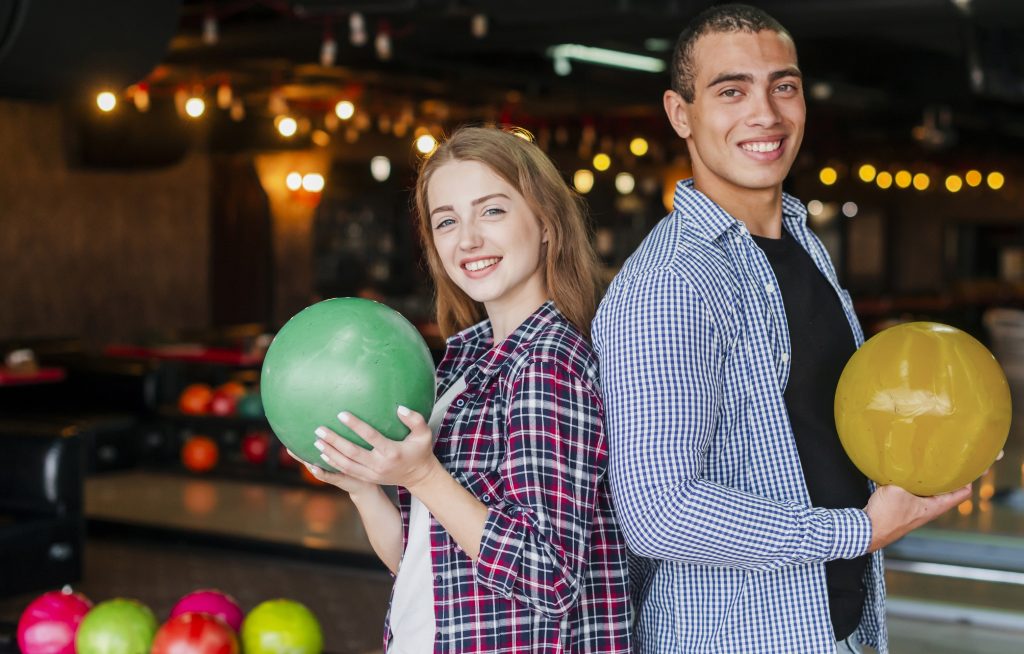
[384,301,631,654]
[592,179,888,654]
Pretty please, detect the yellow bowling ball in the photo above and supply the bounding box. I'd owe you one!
[835,321,1011,496]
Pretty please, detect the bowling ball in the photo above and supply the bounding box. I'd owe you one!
[300,465,326,486]
[241,431,271,465]
[17,589,92,654]
[835,322,1011,496]
[169,590,243,632]
[209,391,238,417]
[241,600,322,654]
[216,381,247,399]
[75,599,157,654]
[179,384,214,415]
[152,613,237,654]
[236,392,264,419]
[260,298,435,465]
[182,436,219,473]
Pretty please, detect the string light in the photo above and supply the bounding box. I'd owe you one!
[876,171,893,189]
[285,172,302,191]
[573,169,594,194]
[415,134,438,154]
[842,201,858,217]
[629,137,649,156]
[946,175,963,193]
[302,173,325,193]
[593,153,611,171]
[987,171,1005,190]
[858,164,876,182]
[894,170,912,189]
[819,166,837,186]
[335,100,355,120]
[185,96,206,118]
[370,156,391,182]
[965,170,982,187]
[96,91,117,112]
[615,172,635,195]
[912,173,930,191]
[275,116,298,137]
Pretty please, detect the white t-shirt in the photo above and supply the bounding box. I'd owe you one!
[387,376,467,654]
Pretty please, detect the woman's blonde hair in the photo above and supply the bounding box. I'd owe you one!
[413,126,602,339]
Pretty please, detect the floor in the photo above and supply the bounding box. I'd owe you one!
[5,470,1024,654]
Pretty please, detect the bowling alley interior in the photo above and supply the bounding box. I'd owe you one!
[2,1,1024,653]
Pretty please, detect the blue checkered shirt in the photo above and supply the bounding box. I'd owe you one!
[592,179,887,654]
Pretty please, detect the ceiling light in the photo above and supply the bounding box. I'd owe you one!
[546,44,666,73]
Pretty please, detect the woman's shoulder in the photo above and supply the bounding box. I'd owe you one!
[509,315,600,390]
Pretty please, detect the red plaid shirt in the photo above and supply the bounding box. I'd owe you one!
[384,301,631,653]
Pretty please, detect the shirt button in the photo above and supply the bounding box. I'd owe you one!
[455,398,465,407]
[482,494,490,502]
[781,352,790,363]
[434,574,442,583]
[764,282,775,294]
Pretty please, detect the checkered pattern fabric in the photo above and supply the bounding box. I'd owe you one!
[592,179,887,654]
[384,301,631,653]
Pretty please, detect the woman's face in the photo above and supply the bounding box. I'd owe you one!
[427,159,547,319]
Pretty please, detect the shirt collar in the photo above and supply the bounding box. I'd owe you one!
[445,300,563,387]
[672,178,809,242]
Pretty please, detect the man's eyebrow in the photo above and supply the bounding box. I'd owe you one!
[706,67,802,88]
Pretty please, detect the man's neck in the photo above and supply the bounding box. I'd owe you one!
[693,175,785,238]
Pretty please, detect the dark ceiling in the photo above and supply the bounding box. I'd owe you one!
[163,0,1024,144]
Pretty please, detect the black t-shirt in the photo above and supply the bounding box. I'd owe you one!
[752,229,870,641]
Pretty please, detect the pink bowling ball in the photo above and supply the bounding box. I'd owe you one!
[17,589,93,654]
[169,590,243,632]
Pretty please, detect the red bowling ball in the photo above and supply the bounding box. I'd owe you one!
[241,431,271,466]
[170,591,243,632]
[209,390,238,417]
[17,589,93,654]
[152,613,238,654]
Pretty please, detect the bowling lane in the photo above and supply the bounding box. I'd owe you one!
[85,471,377,560]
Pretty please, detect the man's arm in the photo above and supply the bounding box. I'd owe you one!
[596,269,870,570]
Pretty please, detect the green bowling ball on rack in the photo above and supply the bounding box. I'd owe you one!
[260,298,435,466]
[75,598,157,654]
[237,391,265,419]
[241,599,322,654]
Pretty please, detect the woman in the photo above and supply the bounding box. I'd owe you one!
[303,126,630,653]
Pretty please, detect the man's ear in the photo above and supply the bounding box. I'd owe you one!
[663,89,692,139]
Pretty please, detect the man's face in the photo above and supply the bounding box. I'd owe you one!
[667,29,805,198]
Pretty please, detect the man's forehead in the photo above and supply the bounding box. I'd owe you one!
[691,29,798,79]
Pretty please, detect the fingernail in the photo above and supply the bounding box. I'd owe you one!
[313,440,325,451]
[320,453,330,463]
[315,427,329,439]
[397,405,410,417]
[338,411,351,423]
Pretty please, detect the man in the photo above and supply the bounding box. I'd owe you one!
[592,5,971,653]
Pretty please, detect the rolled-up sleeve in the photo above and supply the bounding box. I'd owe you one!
[474,357,607,618]
[594,269,871,570]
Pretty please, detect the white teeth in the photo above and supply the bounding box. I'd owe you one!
[464,257,500,272]
[742,141,781,153]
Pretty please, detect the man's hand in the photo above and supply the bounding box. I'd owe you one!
[864,484,971,552]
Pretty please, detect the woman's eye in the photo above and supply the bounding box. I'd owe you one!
[434,218,455,229]
[483,207,506,217]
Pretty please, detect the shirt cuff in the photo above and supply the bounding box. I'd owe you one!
[828,507,873,559]
[474,506,525,598]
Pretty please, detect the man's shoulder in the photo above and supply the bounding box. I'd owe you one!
[603,210,739,305]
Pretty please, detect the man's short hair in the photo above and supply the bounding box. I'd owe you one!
[671,3,793,102]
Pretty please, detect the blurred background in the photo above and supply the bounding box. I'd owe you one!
[1,1,1023,652]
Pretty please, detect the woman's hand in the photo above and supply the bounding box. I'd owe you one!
[314,406,442,489]
[286,448,377,499]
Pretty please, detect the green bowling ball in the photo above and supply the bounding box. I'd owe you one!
[237,391,265,419]
[260,298,435,465]
[75,599,157,654]
[241,599,322,654]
